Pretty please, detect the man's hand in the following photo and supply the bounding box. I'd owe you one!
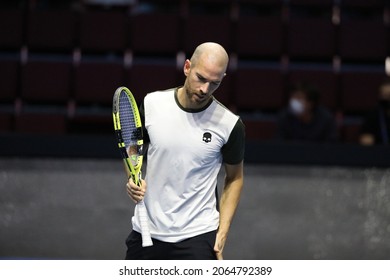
[214,232,227,260]
[215,161,244,260]
[126,177,147,203]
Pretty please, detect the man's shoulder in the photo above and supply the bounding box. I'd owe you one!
[212,98,240,121]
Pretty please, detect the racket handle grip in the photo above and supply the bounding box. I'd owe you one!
[138,200,153,247]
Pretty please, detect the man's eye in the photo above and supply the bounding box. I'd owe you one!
[196,74,220,87]
[197,75,207,82]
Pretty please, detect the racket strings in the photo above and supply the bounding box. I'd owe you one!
[119,92,141,166]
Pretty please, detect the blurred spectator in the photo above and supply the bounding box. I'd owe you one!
[276,82,338,142]
[359,79,390,146]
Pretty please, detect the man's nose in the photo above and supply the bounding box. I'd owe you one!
[200,82,210,94]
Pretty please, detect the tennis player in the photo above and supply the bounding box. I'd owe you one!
[125,42,245,260]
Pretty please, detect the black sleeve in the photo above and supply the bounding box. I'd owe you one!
[221,118,245,165]
[139,100,150,144]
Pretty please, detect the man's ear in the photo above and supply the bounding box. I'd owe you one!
[183,59,191,77]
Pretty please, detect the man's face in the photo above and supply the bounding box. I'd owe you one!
[183,56,225,109]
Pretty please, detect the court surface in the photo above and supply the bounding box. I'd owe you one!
[1,158,389,259]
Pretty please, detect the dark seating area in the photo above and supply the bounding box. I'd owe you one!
[0,0,389,145]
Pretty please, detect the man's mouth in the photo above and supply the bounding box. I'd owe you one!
[193,93,206,101]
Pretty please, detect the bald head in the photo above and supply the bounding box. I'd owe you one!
[190,42,229,73]
[180,43,228,109]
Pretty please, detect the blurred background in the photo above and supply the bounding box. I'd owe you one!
[1,0,390,260]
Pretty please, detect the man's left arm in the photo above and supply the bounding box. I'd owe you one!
[214,160,244,260]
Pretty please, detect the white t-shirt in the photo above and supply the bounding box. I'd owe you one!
[132,88,245,242]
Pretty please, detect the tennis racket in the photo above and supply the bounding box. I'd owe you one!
[112,86,153,247]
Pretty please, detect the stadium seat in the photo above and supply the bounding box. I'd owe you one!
[340,122,362,144]
[131,0,183,12]
[27,9,76,53]
[339,69,387,113]
[0,9,24,51]
[242,118,278,141]
[340,0,385,8]
[15,113,67,135]
[21,59,72,104]
[238,0,282,5]
[338,2,386,63]
[0,59,19,103]
[67,114,112,135]
[74,60,124,106]
[287,17,335,61]
[289,0,334,6]
[130,13,181,56]
[187,0,233,10]
[79,10,127,54]
[125,58,180,101]
[234,63,285,112]
[235,15,283,59]
[183,15,231,55]
[338,18,387,63]
[288,67,338,110]
[0,113,14,132]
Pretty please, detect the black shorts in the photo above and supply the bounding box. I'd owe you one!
[125,230,217,260]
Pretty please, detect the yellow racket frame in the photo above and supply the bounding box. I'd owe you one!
[112,86,144,186]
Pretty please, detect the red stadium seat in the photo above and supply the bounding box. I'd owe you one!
[289,0,333,6]
[67,114,112,135]
[236,15,283,59]
[183,15,231,54]
[130,13,181,56]
[125,58,180,101]
[74,60,124,106]
[27,10,76,53]
[287,17,335,61]
[0,113,14,132]
[340,0,384,8]
[71,59,122,135]
[338,18,387,63]
[339,69,387,113]
[21,59,72,104]
[340,122,362,144]
[242,118,278,141]
[79,10,127,54]
[15,113,67,135]
[234,63,285,112]
[0,9,24,51]
[0,59,19,103]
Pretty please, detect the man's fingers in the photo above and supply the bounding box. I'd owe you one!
[127,182,145,194]
[126,182,144,203]
[214,246,223,260]
[128,178,146,191]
